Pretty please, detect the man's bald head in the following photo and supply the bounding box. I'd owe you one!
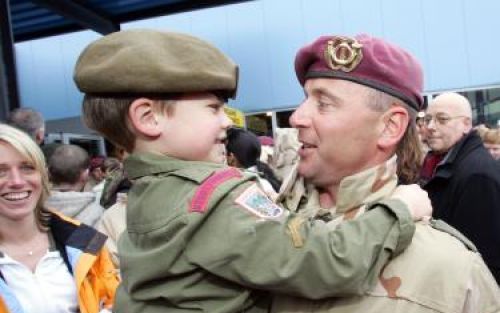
[426,92,473,154]
[431,92,472,120]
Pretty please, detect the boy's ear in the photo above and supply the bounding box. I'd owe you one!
[377,105,409,149]
[128,98,162,137]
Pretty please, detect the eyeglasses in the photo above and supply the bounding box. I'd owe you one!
[421,113,468,126]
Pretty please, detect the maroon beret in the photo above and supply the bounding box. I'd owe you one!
[258,136,274,146]
[295,34,424,111]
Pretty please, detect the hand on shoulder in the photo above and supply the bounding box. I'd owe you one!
[391,184,432,221]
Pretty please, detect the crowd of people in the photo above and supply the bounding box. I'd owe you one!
[0,28,499,313]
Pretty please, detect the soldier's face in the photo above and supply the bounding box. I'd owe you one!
[290,79,384,188]
[159,92,232,164]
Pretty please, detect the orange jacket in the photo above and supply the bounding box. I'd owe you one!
[0,211,119,313]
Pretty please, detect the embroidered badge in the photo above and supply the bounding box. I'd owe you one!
[235,184,284,219]
[324,36,363,72]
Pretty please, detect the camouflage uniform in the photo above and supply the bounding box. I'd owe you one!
[114,153,415,313]
[272,128,300,181]
[272,156,500,313]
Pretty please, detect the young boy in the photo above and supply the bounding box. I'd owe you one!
[74,29,430,313]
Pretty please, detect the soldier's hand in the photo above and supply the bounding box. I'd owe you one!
[391,184,432,221]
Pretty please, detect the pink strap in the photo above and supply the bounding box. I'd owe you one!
[189,168,242,213]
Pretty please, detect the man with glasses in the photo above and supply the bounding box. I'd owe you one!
[420,92,500,284]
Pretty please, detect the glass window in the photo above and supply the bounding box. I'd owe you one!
[245,113,273,136]
[430,86,500,127]
[276,110,294,128]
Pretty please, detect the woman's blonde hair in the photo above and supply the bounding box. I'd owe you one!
[482,128,500,145]
[0,123,51,230]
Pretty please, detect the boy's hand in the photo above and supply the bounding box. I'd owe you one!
[391,184,432,221]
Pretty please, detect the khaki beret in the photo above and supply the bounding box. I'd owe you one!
[295,34,424,111]
[74,29,239,99]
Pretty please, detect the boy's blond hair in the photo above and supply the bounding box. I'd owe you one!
[82,95,175,152]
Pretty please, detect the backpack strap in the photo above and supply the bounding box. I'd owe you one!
[189,167,242,213]
[54,236,74,275]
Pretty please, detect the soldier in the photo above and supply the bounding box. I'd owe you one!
[74,29,431,313]
[271,34,500,313]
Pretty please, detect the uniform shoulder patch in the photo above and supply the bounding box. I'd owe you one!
[189,167,242,213]
[235,184,284,219]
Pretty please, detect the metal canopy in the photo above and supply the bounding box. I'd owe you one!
[9,0,252,42]
[0,0,252,119]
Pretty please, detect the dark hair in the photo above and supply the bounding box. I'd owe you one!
[48,144,90,185]
[103,157,122,174]
[226,128,261,168]
[226,128,281,191]
[89,155,106,171]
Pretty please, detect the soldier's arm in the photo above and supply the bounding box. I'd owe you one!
[186,182,415,298]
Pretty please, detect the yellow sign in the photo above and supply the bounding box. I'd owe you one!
[224,107,245,128]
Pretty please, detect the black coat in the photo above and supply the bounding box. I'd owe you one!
[421,130,500,284]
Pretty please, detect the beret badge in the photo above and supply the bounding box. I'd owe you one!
[324,36,363,72]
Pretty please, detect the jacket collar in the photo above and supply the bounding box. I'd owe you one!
[427,130,482,180]
[279,156,398,217]
[124,153,225,183]
[334,155,398,214]
[49,212,107,255]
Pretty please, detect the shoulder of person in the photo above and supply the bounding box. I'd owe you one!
[428,218,477,251]
[173,165,243,184]
[188,167,259,213]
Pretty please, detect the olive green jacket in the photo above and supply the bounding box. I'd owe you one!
[272,156,500,313]
[114,153,415,313]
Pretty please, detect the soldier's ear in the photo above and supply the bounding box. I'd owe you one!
[377,104,409,150]
[128,98,162,138]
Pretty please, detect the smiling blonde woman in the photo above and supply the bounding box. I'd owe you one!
[0,123,119,313]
